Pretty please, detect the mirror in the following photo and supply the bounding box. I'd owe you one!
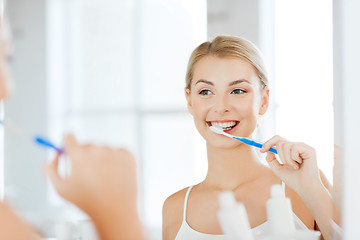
[2,0,338,239]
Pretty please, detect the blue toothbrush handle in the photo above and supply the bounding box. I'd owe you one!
[233,137,278,154]
[250,140,278,154]
[249,141,263,149]
[267,146,278,154]
[34,136,64,154]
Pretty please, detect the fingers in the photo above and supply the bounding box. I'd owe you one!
[290,146,303,165]
[276,142,286,164]
[261,135,303,170]
[266,152,281,171]
[63,134,79,156]
[260,135,285,153]
[44,154,64,195]
[282,142,300,170]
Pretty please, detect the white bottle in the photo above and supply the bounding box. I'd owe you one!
[266,184,295,236]
[54,222,73,240]
[78,219,100,240]
[217,191,254,240]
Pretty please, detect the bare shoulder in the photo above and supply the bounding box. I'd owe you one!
[162,187,190,240]
[163,187,189,218]
[285,185,315,230]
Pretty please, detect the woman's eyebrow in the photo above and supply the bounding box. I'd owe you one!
[229,79,250,86]
[195,79,214,86]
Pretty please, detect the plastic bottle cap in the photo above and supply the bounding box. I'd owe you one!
[218,191,236,208]
[270,184,284,198]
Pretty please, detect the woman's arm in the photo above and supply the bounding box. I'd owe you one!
[0,202,40,240]
[45,134,145,240]
[261,136,340,240]
[297,179,340,240]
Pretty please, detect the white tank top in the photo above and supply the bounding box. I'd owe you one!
[175,185,309,240]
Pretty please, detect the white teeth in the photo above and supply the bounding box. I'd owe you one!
[211,121,237,130]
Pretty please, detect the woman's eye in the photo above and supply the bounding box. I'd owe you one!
[231,89,246,94]
[199,89,212,95]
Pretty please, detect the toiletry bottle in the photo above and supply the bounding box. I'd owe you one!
[266,184,295,236]
[54,222,74,240]
[217,191,253,240]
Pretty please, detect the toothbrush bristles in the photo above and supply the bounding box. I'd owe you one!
[210,125,225,134]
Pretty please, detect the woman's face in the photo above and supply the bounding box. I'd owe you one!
[186,55,269,149]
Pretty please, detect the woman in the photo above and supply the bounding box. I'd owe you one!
[162,35,339,240]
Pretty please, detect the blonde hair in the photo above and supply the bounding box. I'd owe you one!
[185,35,268,90]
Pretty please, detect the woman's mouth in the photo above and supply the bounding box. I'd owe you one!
[207,121,239,132]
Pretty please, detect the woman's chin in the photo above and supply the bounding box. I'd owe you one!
[207,140,242,150]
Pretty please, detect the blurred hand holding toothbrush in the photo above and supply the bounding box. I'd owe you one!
[45,134,145,240]
[0,118,145,239]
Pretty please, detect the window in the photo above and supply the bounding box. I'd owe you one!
[47,0,207,238]
[273,0,333,180]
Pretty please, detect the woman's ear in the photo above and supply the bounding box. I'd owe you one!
[259,86,270,115]
[185,88,194,116]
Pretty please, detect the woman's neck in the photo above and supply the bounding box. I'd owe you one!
[203,143,267,191]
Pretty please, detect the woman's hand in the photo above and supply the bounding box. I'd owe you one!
[45,134,138,213]
[260,135,322,196]
[45,134,144,240]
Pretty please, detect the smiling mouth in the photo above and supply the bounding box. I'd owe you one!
[207,121,239,131]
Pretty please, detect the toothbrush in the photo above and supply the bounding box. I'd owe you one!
[0,119,64,154]
[210,125,278,154]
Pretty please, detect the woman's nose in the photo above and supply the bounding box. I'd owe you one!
[213,95,230,114]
